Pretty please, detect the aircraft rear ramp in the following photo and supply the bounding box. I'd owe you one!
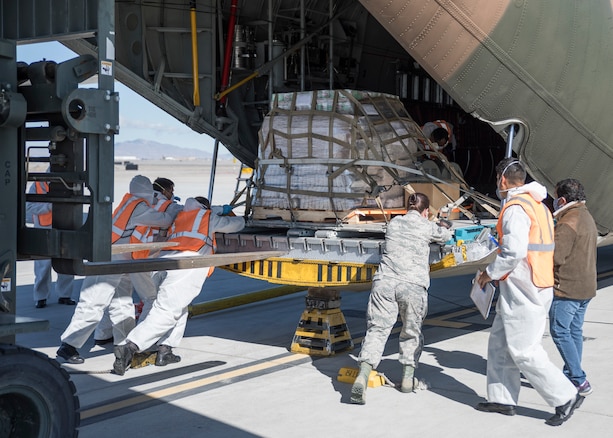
[361,0,613,234]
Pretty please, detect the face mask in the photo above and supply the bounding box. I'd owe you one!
[496,183,508,200]
[496,161,520,200]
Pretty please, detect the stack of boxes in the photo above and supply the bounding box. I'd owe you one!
[251,90,431,222]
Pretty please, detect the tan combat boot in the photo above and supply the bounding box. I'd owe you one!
[400,365,415,393]
[350,362,373,404]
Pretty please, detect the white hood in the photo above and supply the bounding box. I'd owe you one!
[129,175,153,204]
[184,197,207,211]
[507,181,548,203]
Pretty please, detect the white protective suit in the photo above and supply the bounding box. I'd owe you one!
[26,182,75,303]
[93,309,113,341]
[124,198,245,351]
[106,189,185,334]
[60,175,174,348]
[151,189,184,241]
[421,120,457,151]
[94,189,185,342]
[484,181,577,407]
[153,189,183,216]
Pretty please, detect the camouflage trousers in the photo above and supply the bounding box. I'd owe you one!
[358,277,428,368]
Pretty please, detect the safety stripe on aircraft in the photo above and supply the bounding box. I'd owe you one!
[224,257,378,287]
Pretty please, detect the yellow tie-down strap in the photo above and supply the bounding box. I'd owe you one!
[219,257,378,287]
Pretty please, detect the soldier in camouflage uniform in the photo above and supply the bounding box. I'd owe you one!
[350,192,453,404]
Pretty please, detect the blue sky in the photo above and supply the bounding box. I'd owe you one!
[17,41,217,152]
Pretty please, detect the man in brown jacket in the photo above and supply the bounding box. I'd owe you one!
[549,178,597,397]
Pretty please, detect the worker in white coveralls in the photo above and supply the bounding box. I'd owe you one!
[92,176,184,346]
[26,176,76,309]
[113,196,244,375]
[152,177,184,225]
[57,175,174,364]
[475,158,583,426]
[421,119,457,161]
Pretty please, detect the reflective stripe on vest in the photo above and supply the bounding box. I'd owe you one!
[496,193,555,287]
[167,209,215,252]
[132,199,172,243]
[129,227,151,260]
[34,182,53,227]
[111,193,147,244]
[131,199,174,259]
[154,199,173,212]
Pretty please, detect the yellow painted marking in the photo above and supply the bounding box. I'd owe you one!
[597,270,613,280]
[424,319,470,328]
[80,354,305,420]
[424,308,475,328]
[82,304,481,420]
[438,308,478,319]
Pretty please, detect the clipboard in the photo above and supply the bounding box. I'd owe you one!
[470,270,495,319]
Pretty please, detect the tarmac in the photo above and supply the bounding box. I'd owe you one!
[10,160,613,437]
[13,244,613,438]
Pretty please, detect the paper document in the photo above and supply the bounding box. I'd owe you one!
[470,270,495,319]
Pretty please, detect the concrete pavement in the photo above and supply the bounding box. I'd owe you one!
[13,246,613,437]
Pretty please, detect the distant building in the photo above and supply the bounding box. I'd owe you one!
[114,156,138,165]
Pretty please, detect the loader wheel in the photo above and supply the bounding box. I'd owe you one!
[0,344,79,438]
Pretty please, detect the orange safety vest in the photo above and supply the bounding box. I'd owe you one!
[131,198,174,259]
[34,182,53,227]
[154,199,173,212]
[167,208,216,276]
[167,208,215,252]
[111,193,148,245]
[496,193,555,287]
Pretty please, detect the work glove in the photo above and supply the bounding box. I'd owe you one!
[222,204,233,215]
[436,219,453,229]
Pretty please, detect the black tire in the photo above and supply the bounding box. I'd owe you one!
[0,344,79,438]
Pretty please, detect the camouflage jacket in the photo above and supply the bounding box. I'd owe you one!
[375,210,452,289]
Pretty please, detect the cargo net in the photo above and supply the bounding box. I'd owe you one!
[248,89,496,225]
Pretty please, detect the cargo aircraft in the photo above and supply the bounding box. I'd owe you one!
[99,0,611,285]
[1,1,612,435]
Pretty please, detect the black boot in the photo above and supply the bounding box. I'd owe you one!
[545,394,585,426]
[94,337,114,346]
[56,343,84,364]
[113,341,139,375]
[155,345,181,366]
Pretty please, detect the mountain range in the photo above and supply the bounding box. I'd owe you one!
[24,138,234,161]
[115,139,232,160]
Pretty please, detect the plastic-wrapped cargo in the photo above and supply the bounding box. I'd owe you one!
[250,89,437,223]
